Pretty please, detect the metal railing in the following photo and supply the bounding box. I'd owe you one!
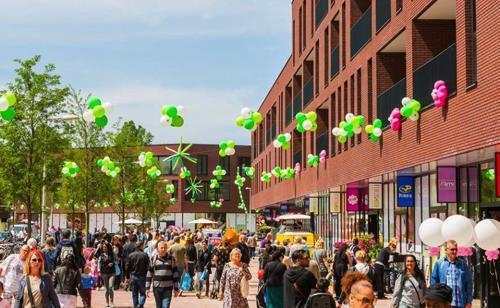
[285,103,293,126]
[315,0,329,29]
[413,43,457,108]
[351,6,372,58]
[293,90,302,115]
[376,0,391,31]
[331,46,340,79]
[316,132,329,154]
[303,78,314,107]
[377,77,407,128]
[293,150,302,165]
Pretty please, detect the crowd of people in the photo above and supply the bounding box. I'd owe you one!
[0,224,474,308]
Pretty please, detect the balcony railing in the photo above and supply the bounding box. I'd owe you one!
[303,78,314,107]
[266,124,271,146]
[315,0,329,29]
[293,90,302,115]
[293,150,302,165]
[376,0,391,31]
[270,122,277,141]
[377,77,407,128]
[331,46,339,78]
[316,132,329,154]
[351,6,372,58]
[285,103,293,126]
[413,43,457,108]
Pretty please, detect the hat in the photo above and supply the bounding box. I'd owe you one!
[424,284,453,303]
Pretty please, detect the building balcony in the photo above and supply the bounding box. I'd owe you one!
[303,78,314,107]
[293,150,302,165]
[351,5,372,58]
[413,43,457,109]
[376,0,391,31]
[293,90,303,115]
[315,0,329,29]
[316,132,329,154]
[285,103,293,126]
[377,77,406,127]
[331,46,339,79]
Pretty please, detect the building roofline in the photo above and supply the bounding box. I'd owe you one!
[257,55,292,112]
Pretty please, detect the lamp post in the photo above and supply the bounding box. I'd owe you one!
[245,187,251,230]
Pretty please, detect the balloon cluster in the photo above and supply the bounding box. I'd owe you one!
[431,80,448,108]
[388,108,401,131]
[243,166,255,179]
[219,140,236,157]
[485,169,495,181]
[61,161,79,178]
[235,107,263,131]
[307,154,319,167]
[234,174,246,187]
[160,105,185,127]
[210,199,223,208]
[138,152,154,167]
[364,119,383,142]
[280,167,295,180]
[332,113,365,143]
[180,166,191,179]
[84,97,112,128]
[273,133,291,149]
[212,165,227,180]
[295,111,317,133]
[271,167,282,178]
[0,92,16,122]
[260,171,271,183]
[165,184,175,194]
[400,97,421,121]
[146,166,161,180]
[209,179,220,189]
[97,156,121,178]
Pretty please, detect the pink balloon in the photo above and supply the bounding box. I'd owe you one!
[434,80,446,89]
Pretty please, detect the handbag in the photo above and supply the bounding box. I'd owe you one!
[408,277,425,308]
[240,276,249,298]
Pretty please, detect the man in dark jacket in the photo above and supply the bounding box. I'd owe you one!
[54,229,77,268]
[283,249,318,308]
[235,235,250,264]
[125,241,150,308]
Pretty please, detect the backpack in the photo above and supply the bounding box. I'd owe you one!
[59,245,75,264]
[305,292,336,308]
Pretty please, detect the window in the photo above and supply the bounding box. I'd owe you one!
[196,155,208,175]
[211,181,230,201]
[357,68,362,144]
[367,59,373,122]
[238,157,251,174]
[159,157,179,175]
[171,180,178,199]
[219,156,231,175]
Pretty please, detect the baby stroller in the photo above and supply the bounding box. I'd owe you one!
[210,274,220,299]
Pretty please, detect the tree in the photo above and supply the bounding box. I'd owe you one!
[140,177,176,228]
[0,56,69,237]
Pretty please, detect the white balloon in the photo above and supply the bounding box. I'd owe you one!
[160,116,171,127]
[409,112,420,121]
[284,133,292,141]
[354,127,362,134]
[345,113,354,122]
[332,127,340,136]
[102,102,113,113]
[442,215,475,246]
[212,170,217,176]
[273,140,281,148]
[475,219,500,250]
[62,167,69,174]
[177,105,185,116]
[340,129,348,137]
[0,97,9,112]
[419,218,445,247]
[221,170,227,175]
[302,120,312,130]
[307,154,313,159]
[241,107,252,119]
[373,128,382,137]
[138,161,146,167]
[83,110,95,123]
[225,147,236,156]
[156,170,161,176]
[401,97,411,106]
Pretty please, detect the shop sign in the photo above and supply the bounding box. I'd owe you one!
[346,188,359,212]
[397,176,415,207]
[330,189,341,213]
[369,183,382,209]
[437,166,457,203]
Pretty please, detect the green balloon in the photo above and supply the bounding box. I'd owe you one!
[87,97,102,109]
[311,122,317,132]
[401,106,412,117]
[166,106,178,117]
[351,117,360,127]
[171,115,184,127]
[252,112,263,123]
[219,149,226,157]
[306,111,317,121]
[365,125,374,134]
[295,112,306,122]
[370,134,379,142]
[243,118,255,130]
[161,105,168,116]
[373,119,382,128]
[219,142,227,150]
[93,105,105,118]
[236,116,245,127]
[227,140,235,148]
[344,123,353,132]
[277,135,286,143]
[282,143,290,150]
[410,100,421,111]
[358,115,365,126]
[347,130,354,138]
[338,135,347,143]
[1,107,15,121]
[4,92,16,106]
[97,159,103,167]
[95,115,108,127]
[296,124,305,133]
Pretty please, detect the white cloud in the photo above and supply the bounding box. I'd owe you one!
[96,84,256,145]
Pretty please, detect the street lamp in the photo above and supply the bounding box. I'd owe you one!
[245,187,251,229]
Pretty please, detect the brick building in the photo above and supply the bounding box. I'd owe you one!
[251,0,499,304]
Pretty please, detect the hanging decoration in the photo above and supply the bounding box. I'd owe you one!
[294,163,302,175]
[234,167,247,213]
[212,165,227,180]
[0,92,16,122]
[146,166,161,180]
[485,169,495,181]
[179,166,191,179]
[243,166,255,179]
[427,246,440,257]
[271,167,282,178]
[165,184,175,194]
[388,108,401,131]
[218,140,236,157]
[184,177,203,203]
[61,161,79,178]
[332,113,364,143]
[209,179,220,190]
[97,156,121,178]
[295,111,317,133]
[364,119,383,142]
[431,80,448,108]
[84,96,112,128]
[400,97,421,121]
[260,171,271,183]
[138,151,155,167]
[235,107,263,132]
[486,250,500,261]
[280,167,295,180]
[162,138,197,171]
[307,154,319,167]
[273,133,292,149]
[160,105,185,127]
[210,199,223,208]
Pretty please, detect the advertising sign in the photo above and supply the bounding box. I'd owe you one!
[397,176,415,207]
[468,166,479,202]
[330,187,341,213]
[346,188,359,212]
[437,166,457,203]
[369,183,382,209]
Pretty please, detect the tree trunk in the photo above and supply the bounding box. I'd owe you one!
[27,201,32,238]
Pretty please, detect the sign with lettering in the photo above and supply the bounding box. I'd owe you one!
[437,166,457,203]
[369,183,382,209]
[330,189,341,213]
[346,188,359,212]
[397,176,415,207]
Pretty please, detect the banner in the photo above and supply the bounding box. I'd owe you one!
[397,176,415,207]
[346,188,359,212]
[468,166,479,202]
[330,188,341,213]
[437,166,457,203]
[369,183,382,209]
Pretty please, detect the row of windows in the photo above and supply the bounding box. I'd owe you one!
[157,155,250,176]
[183,180,231,201]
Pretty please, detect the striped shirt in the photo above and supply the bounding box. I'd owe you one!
[146,254,179,290]
[446,262,463,307]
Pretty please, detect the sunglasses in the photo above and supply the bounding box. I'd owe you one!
[31,258,43,263]
[447,248,458,251]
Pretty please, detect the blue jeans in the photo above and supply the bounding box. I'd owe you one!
[131,275,146,308]
[153,288,173,308]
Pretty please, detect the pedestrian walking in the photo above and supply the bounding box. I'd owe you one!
[42,238,57,275]
[374,238,398,299]
[219,248,252,308]
[262,251,286,308]
[98,242,116,308]
[53,254,81,308]
[430,240,472,308]
[146,241,179,308]
[313,239,329,278]
[0,245,30,305]
[283,249,318,308]
[248,235,257,259]
[235,235,250,265]
[212,241,230,299]
[195,240,211,298]
[80,266,94,308]
[391,255,426,308]
[333,243,352,299]
[125,241,149,308]
[168,236,186,290]
[54,230,76,268]
[14,249,60,308]
[184,238,197,289]
[0,281,11,308]
[340,272,376,308]
[305,278,336,308]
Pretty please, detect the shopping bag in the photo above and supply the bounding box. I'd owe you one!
[240,276,249,298]
[181,273,193,291]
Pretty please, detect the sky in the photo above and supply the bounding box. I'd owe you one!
[0,0,291,145]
